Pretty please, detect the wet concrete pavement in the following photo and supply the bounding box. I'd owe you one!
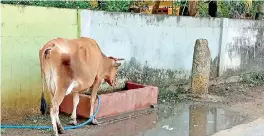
[2,102,249,136]
[212,118,264,136]
[83,102,247,136]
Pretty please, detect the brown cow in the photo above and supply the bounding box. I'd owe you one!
[39,37,124,136]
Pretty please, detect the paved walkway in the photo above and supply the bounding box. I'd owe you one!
[212,118,264,136]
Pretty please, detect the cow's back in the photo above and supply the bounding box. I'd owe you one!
[70,37,103,79]
[56,37,103,88]
[40,37,104,93]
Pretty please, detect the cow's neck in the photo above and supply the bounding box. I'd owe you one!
[102,56,113,76]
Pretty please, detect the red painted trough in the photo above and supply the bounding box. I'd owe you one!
[59,81,158,119]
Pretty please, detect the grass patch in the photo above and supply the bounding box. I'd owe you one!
[1,129,6,134]
[82,79,127,95]
[158,86,189,103]
[240,71,264,85]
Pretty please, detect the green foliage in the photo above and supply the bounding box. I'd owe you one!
[1,1,263,17]
[99,1,132,12]
[241,71,264,85]
[0,1,95,9]
[197,1,210,17]
[174,0,264,18]
[0,0,132,12]
[217,1,264,18]
[217,1,233,18]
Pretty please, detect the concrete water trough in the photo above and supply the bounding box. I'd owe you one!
[59,81,158,119]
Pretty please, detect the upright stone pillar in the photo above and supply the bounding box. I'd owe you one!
[191,39,211,97]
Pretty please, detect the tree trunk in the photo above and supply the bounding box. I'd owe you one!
[188,0,198,16]
[152,1,160,14]
[179,6,189,16]
[208,0,218,17]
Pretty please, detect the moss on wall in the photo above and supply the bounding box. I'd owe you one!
[116,57,191,96]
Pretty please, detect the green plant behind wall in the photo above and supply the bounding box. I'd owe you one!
[0,0,132,12]
[98,1,132,12]
[0,1,95,9]
[1,0,263,17]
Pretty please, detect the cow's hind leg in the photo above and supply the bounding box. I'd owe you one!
[50,89,66,135]
[65,80,81,126]
[89,79,100,125]
[69,92,79,126]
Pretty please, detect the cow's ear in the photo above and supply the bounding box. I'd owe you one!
[108,56,116,60]
[114,63,121,68]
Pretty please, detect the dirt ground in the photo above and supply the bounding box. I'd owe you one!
[208,82,264,120]
[2,77,264,136]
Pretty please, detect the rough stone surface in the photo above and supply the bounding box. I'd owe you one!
[191,39,211,97]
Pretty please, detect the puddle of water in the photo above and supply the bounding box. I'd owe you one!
[137,103,246,136]
[86,103,246,136]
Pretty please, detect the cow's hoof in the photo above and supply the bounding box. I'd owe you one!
[68,120,78,126]
[58,127,65,134]
[52,132,59,136]
[91,118,98,125]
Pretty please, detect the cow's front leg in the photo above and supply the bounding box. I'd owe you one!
[89,80,100,125]
[69,92,79,126]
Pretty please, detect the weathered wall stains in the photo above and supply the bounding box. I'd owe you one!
[117,57,190,89]
[81,9,264,87]
[210,56,219,79]
[80,9,221,81]
[221,20,264,77]
[116,57,191,98]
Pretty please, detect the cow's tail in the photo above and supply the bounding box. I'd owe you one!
[39,47,52,115]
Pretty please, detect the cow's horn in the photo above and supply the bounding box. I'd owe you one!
[116,58,125,61]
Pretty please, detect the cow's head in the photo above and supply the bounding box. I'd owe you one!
[105,56,124,86]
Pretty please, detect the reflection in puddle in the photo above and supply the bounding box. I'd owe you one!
[139,103,246,136]
[89,103,246,136]
[189,105,207,136]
